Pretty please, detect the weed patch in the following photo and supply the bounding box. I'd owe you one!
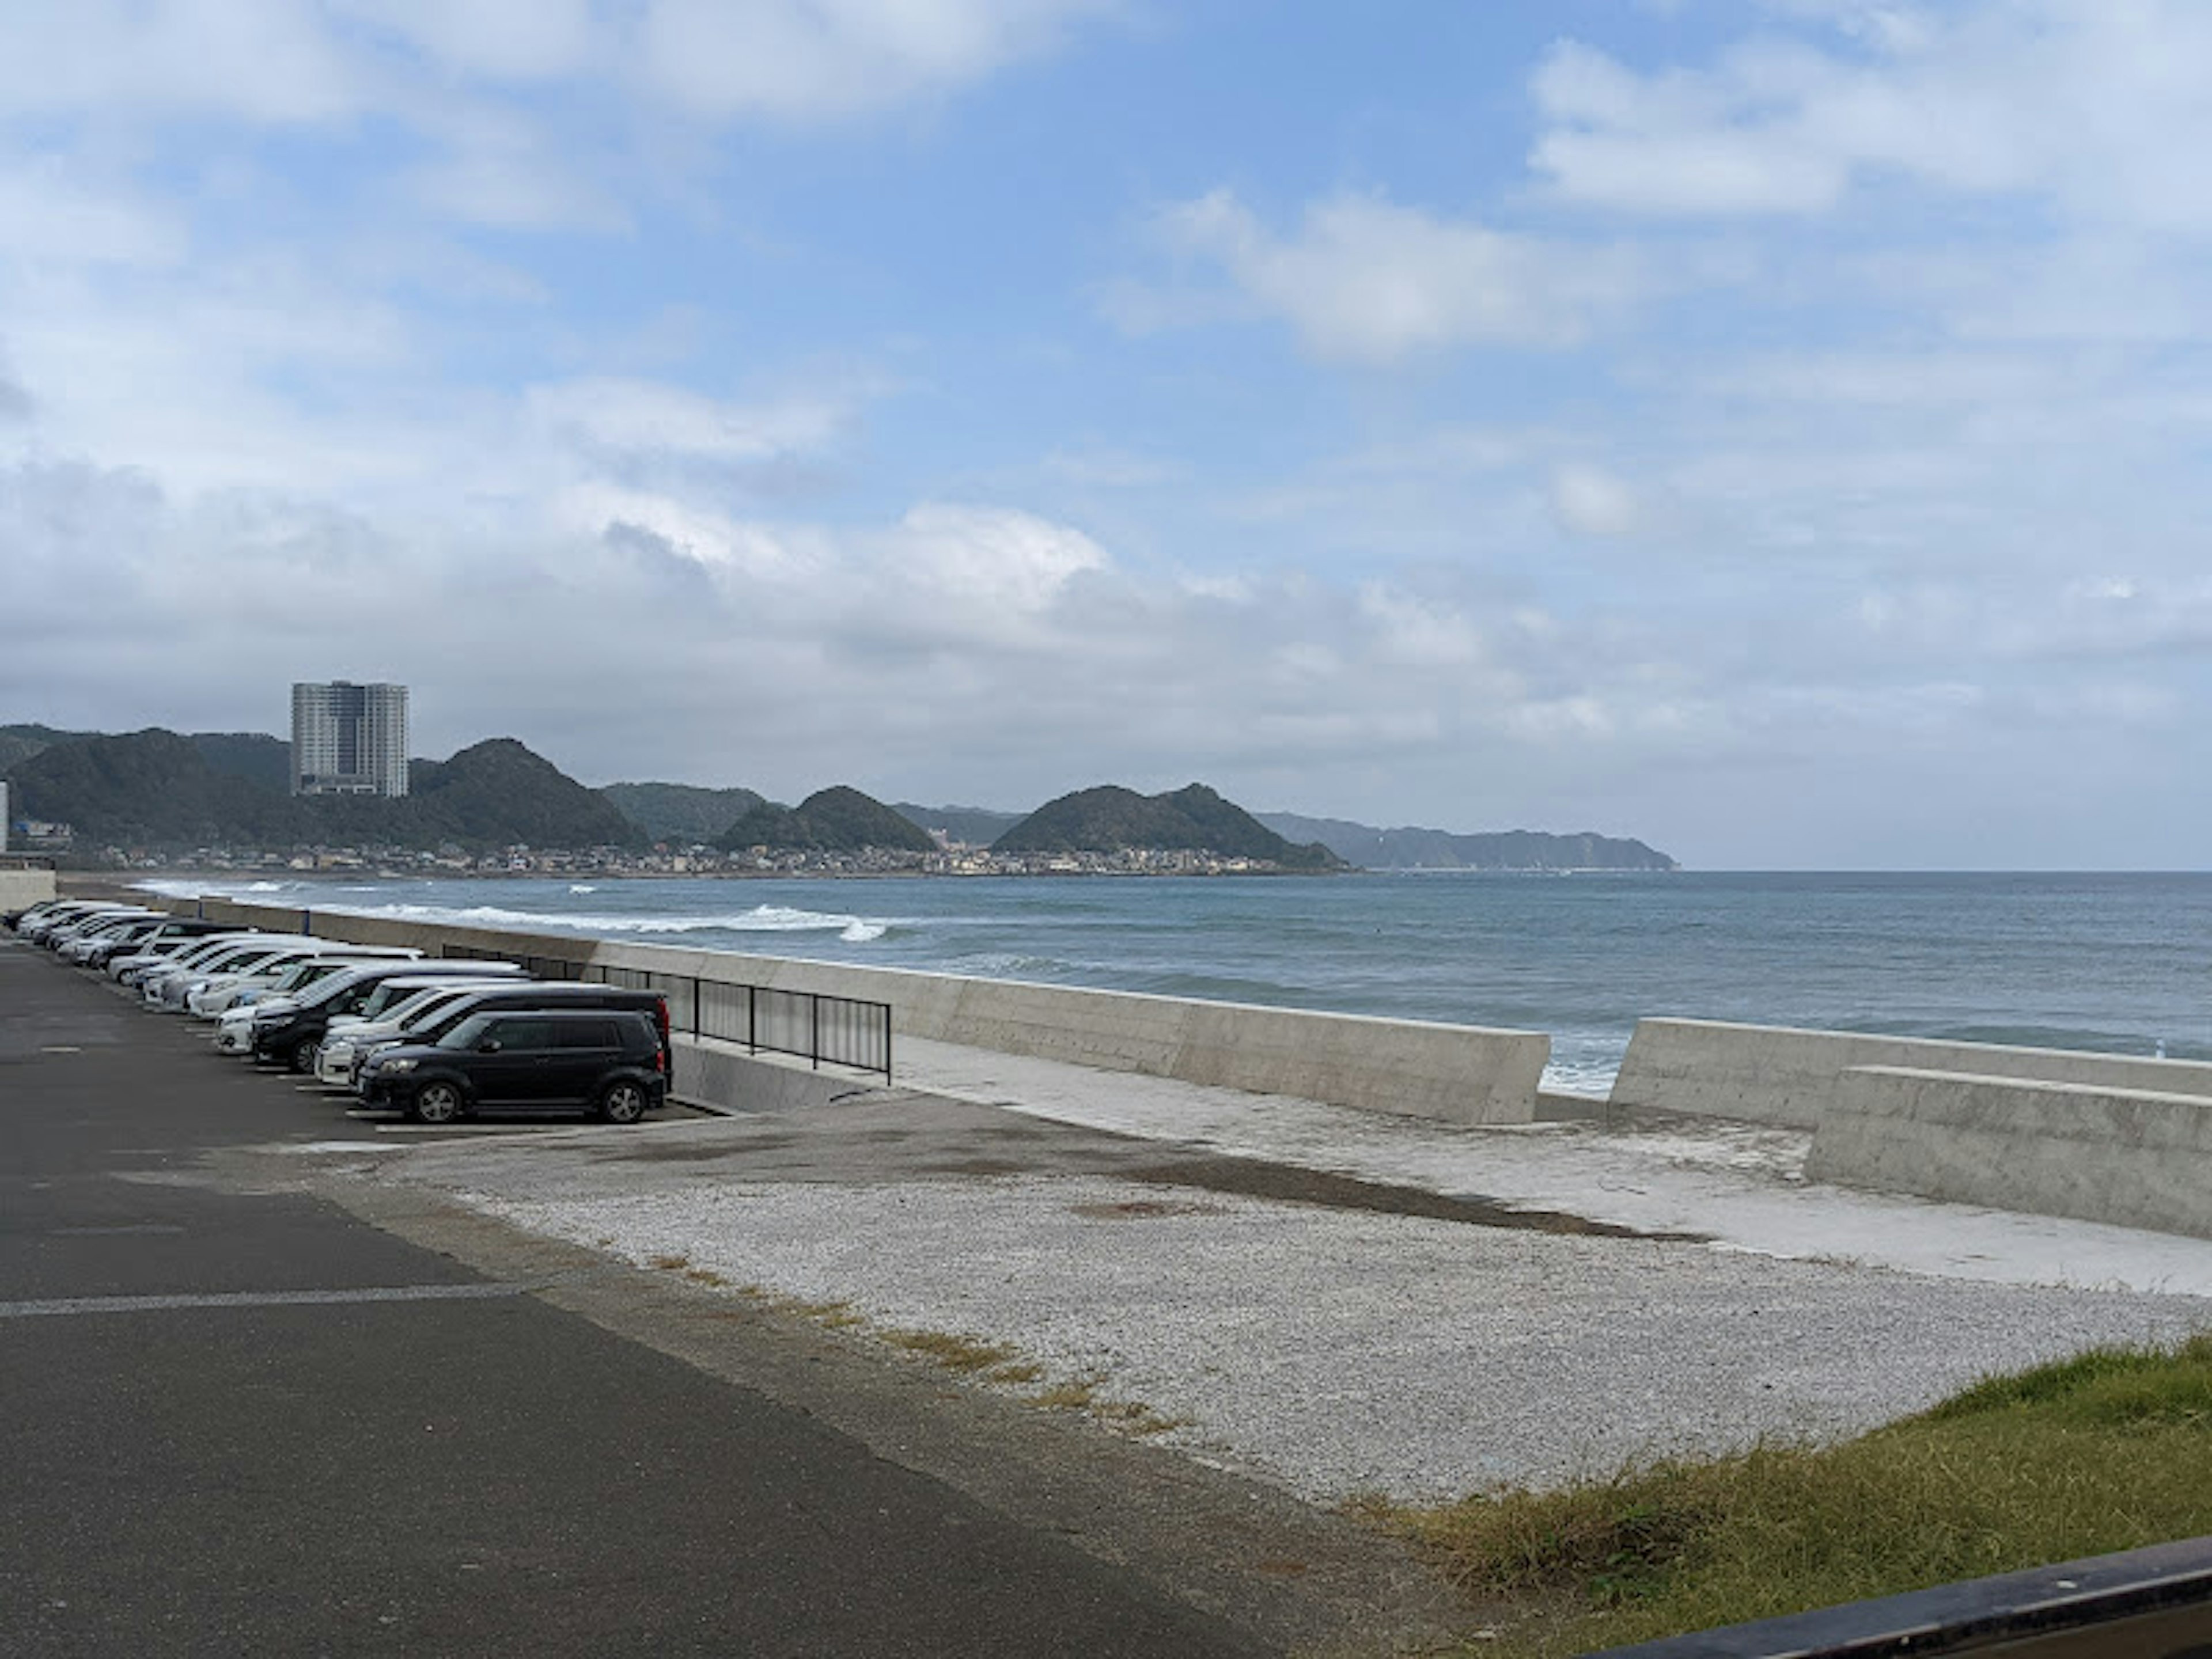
[1377,1331,2212,1657]
[883,1328,1021,1373]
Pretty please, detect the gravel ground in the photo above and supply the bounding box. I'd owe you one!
[453,1170,2212,1504]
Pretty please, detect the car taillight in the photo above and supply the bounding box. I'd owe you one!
[653,1045,665,1074]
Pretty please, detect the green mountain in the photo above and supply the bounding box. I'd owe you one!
[993,783,1343,870]
[5,729,301,846]
[601,780,767,845]
[719,785,937,854]
[891,802,1024,848]
[0,723,95,774]
[191,731,293,795]
[3,730,646,852]
[1255,812,1678,872]
[3,724,291,794]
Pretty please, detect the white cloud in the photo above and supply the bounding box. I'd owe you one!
[525,377,851,464]
[1532,5,2212,228]
[335,0,602,82]
[0,0,364,123]
[1548,463,1642,537]
[635,0,1111,122]
[885,502,1109,613]
[1143,189,1636,363]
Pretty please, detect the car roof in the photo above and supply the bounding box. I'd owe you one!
[449,982,660,999]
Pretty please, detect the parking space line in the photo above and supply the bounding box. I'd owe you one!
[0,1283,527,1319]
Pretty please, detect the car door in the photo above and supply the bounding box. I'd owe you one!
[468,1017,559,1109]
[549,1018,623,1106]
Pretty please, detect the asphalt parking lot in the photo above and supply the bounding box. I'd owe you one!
[0,937,1291,1657]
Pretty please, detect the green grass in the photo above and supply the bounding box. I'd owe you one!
[1376,1331,2212,1657]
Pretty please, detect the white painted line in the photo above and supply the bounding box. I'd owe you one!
[0,1283,526,1319]
[373,1123,564,1136]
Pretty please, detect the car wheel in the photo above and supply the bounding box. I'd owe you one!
[597,1080,649,1125]
[411,1080,465,1125]
[289,1037,318,1074]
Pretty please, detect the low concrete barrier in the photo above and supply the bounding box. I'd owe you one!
[1612,1017,2212,1130]
[673,1035,881,1114]
[165,895,1550,1126]
[0,868,57,911]
[1807,1065,2212,1240]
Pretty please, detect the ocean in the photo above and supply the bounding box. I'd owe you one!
[138,871,2212,1096]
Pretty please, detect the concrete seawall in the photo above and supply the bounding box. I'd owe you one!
[0,868,57,911]
[1808,1066,2212,1240]
[165,895,1549,1126]
[1612,1016,2212,1130]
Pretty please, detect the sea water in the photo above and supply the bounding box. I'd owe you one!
[138,871,2212,1095]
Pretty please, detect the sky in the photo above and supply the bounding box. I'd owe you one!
[4,1,2211,869]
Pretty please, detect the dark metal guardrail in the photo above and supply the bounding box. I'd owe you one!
[439,945,892,1082]
[1586,1534,2212,1657]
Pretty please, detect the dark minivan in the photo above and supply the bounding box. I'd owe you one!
[358,1009,666,1124]
[365,982,674,1078]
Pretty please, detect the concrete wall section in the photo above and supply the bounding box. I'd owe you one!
[1612,1017,2212,1129]
[672,1036,882,1115]
[161,896,1548,1125]
[0,869,58,911]
[1808,1065,2212,1240]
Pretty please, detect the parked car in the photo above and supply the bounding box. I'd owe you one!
[358,1008,666,1124]
[55,912,171,962]
[25,902,150,945]
[186,944,421,1016]
[75,917,230,969]
[147,938,338,1010]
[115,930,268,986]
[312,979,542,1086]
[365,981,675,1081]
[249,961,544,1072]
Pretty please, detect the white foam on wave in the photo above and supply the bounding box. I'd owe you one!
[292,897,895,943]
[132,877,300,900]
[569,884,597,894]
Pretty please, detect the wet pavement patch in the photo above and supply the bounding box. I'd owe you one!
[1126,1157,1711,1241]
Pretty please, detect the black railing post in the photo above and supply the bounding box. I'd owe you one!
[884,1005,893,1083]
[747,984,757,1054]
[691,976,700,1037]
[810,994,821,1070]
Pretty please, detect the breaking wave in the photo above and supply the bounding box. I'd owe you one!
[300,899,892,945]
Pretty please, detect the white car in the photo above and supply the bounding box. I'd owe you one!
[185,944,420,1016]
[56,912,167,963]
[115,930,265,984]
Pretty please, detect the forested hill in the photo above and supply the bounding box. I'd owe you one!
[718,785,937,854]
[600,781,767,845]
[2,729,645,851]
[1256,812,1677,872]
[891,802,1024,849]
[993,783,1343,870]
[1,722,290,793]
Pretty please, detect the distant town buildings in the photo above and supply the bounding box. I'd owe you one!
[291,681,409,797]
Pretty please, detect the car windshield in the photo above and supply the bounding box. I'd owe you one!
[387,987,476,1027]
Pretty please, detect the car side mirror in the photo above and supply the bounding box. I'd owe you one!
[477,1037,502,1053]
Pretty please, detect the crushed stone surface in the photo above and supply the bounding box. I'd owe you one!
[452,1169,2212,1503]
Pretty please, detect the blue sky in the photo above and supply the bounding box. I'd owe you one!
[5,1,2212,868]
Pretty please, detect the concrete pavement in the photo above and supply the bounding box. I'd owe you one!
[0,937,1378,1657]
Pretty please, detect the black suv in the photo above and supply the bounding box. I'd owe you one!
[368,982,674,1078]
[359,1009,666,1124]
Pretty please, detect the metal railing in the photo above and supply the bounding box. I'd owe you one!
[1590,1533,2212,1657]
[438,944,892,1082]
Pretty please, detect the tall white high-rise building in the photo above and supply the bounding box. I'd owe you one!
[291,681,409,797]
